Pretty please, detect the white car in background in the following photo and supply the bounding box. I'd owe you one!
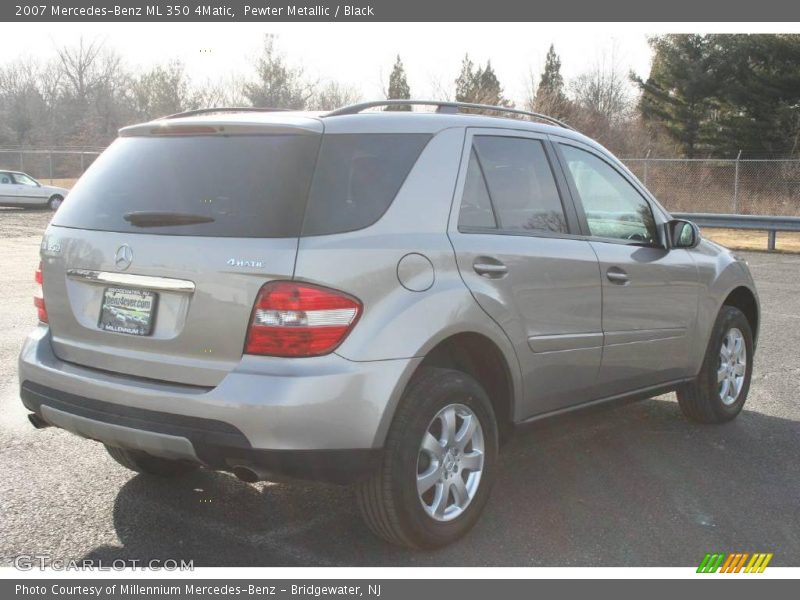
[0,170,69,210]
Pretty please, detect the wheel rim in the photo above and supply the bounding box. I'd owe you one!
[718,327,747,406]
[50,198,62,210]
[416,403,485,522]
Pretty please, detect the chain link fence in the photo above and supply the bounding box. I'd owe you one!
[3,148,800,217]
[0,148,102,188]
[622,157,800,216]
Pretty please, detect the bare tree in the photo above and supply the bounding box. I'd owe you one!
[57,38,114,105]
[132,60,195,118]
[242,35,316,109]
[570,49,631,126]
[193,75,249,108]
[428,74,453,101]
[0,59,46,145]
[307,81,360,111]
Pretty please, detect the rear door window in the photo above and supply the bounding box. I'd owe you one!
[460,136,567,234]
[457,149,497,229]
[301,133,431,236]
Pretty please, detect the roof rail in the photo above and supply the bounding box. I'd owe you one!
[324,100,576,131]
[160,107,293,120]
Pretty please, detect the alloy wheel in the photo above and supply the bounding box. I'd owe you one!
[416,403,485,522]
[718,327,747,406]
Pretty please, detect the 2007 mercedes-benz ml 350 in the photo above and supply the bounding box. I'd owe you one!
[19,101,759,548]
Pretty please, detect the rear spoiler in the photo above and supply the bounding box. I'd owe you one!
[119,113,323,137]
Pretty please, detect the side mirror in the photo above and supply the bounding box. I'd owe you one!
[667,219,700,249]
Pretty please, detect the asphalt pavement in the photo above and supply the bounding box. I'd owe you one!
[0,209,798,567]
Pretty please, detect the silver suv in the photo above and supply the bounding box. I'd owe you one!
[19,101,759,549]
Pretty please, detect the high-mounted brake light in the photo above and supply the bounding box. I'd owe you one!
[150,125,220,136]
[34,261,48,323]
[244,281,362,357]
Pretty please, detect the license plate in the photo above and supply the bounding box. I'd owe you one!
[98,287,157,336]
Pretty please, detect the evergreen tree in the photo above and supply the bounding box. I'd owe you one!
[711,34,800,157]
[477,61,511,106]
[454,55,510,108]
[455,54,479,103]
[634,35,722,158]
[636,34,800,157]
[535,44,567,107]
[386,55,411,111]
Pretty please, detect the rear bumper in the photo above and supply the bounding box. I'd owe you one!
[19,326,420,482]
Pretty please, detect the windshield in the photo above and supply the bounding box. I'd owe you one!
[52,135,321,237]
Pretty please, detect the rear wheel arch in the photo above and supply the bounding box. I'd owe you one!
[415,332,516,445]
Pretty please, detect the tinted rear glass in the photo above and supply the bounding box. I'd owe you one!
[53,132,430,238]
[301,133,431,236]
[52,135,321,237]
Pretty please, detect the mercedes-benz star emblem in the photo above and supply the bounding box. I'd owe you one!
[114,244,133,271]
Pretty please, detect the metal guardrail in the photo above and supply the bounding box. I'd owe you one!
[674,212,800,250]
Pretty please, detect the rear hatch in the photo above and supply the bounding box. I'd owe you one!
[42,116,322,387]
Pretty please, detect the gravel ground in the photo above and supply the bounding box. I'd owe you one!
[0,207,53,238]
[0,209,798,567]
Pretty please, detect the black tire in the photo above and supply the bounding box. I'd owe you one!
[677,305,754,423]
[105,445,198,478]
[356,367,499,549]
[47,195,63,211]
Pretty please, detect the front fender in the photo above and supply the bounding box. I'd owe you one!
[689,240,760,374]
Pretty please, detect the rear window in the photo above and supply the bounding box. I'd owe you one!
[53,132,431,238]
[301,133,431,236]
[53,135,321,237]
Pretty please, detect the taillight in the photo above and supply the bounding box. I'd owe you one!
[34,261,48,323]
[244,281,362,357]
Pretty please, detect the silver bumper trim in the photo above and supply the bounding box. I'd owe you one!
[40,405,199,461]
[66,269,195,293]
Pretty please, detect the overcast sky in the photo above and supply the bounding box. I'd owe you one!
[1,23,797,104]
[0,23,656,103]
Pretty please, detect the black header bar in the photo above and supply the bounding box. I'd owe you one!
[3,0,799,22]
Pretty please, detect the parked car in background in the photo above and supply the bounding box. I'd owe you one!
[0,170,68,210]
[19,101,759,549]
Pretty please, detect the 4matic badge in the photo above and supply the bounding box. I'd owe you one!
[226,258,264,268]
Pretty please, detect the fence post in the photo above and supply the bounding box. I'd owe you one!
[643,149,651,186]
[733,149,742,213]
[19,151,23,171]
[80,152,85,173]
[48,152,54,184]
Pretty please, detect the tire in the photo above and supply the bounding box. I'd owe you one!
[357,367,499,549]
[47,195,63,211]
[105,445,198,478]
[677,305,754,424]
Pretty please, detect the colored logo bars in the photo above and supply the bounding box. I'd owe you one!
[697,552,773,573]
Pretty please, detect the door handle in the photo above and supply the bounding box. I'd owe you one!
[606,267,629,285]
[473,258,508,278]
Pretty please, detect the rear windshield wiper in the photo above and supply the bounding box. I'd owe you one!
[123,211,215,227]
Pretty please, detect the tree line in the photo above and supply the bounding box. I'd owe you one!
[1,34,799,159]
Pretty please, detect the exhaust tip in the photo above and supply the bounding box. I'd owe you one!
[27,413,51,429]
[232,465,261,483]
